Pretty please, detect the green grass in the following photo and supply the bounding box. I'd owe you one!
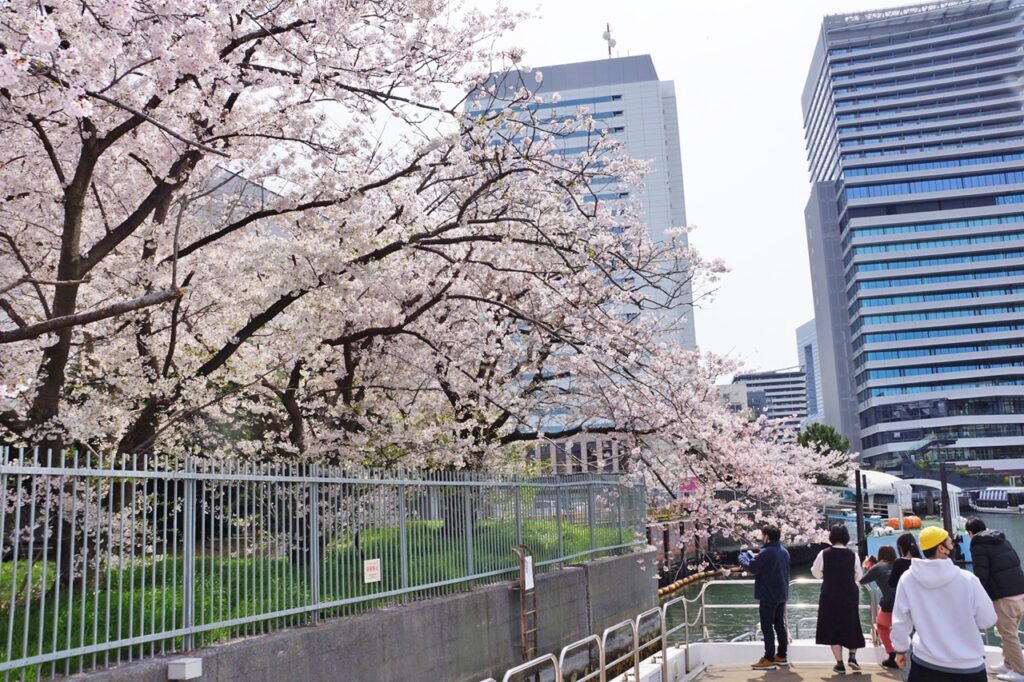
[0,519,631,679]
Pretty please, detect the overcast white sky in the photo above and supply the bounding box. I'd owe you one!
[498,0,929,372]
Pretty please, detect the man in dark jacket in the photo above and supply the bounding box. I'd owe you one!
[739,525,791,670]
[967,516,1024,681]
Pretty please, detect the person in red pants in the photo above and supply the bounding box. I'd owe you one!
[860,545,899,669]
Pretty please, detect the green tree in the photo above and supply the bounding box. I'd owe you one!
[798,423,851,487]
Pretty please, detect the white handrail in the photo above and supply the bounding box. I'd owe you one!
[601,618,639,681]
[501,653,559,682]
[558,634,604,682]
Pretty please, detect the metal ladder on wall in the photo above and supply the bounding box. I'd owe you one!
[512,545,538,662]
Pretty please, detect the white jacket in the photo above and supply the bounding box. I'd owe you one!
[891,557,997,671]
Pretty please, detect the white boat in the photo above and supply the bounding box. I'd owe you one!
[969,487,1024,514]
[824,469,913,515]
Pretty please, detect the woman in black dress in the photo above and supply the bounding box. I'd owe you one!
[812,524,866,674]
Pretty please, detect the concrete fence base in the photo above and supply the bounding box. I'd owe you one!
[77,550,657,682]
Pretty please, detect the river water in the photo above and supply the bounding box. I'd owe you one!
[660,512,1024,644]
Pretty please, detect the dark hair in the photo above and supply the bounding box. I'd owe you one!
[966,517,987,534]
[877,545,897,563]
[829,523,850,545]
[923,544,940,559]
[897,532,920,558]
[763,525,781,543]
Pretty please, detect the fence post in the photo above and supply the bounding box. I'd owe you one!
[182,457,196,650]
[514,483,523,547]
[463,480,475,576]
[587,482,596,554]
[617,484,624,548]
[309,463,320,624]
[398,477,408,605]
[555,484,564,567]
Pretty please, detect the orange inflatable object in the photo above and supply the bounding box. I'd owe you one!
[887,518,900,529]
[904,515,922,529]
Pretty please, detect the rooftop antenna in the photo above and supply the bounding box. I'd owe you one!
[602,23,616,58]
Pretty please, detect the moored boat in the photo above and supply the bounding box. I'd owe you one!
[969,487,1024,514]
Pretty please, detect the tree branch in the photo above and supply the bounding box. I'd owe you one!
[85,90,228,157]
[0,289,183,344]
[26,114,66,185]
[168,154,427,261]
[220,18,314,59]
[0,299,26,328]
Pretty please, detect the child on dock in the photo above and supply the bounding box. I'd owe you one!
[861,545,899,669]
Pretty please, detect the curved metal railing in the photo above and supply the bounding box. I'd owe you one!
[600,619,639,681]
[488,576,882,682]
[500,653,559,682]
[558,634,604,682]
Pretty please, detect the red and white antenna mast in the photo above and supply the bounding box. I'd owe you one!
[602,23,616,58]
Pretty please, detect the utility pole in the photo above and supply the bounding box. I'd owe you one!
[855,468,865,549]
[940,460,953,535]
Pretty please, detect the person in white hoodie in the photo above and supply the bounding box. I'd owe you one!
[891,526,997,682]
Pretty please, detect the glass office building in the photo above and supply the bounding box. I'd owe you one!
[471,55,696,350]
[803,0,1024,466]
[797,318,825,425]
[471,55,695,472]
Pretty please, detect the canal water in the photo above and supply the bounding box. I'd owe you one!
[660,512,1024,644]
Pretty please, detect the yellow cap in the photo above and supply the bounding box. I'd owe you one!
[919,526,950,551]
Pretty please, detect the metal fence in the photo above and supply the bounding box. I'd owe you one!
[0,446,646,680]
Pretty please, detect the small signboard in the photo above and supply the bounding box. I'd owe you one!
[363,558,381,584]
[523,555,534,591]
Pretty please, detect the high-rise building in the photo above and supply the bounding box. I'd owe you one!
[803,0,1024,467]
[472,55,696,349]
[797,319,825,425]
[731,369,809,430]
[473,55,696,473]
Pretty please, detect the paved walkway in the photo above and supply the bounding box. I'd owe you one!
[699,664,902,681]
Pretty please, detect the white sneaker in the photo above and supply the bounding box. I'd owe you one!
[991,663,1011,675]
[996,671,1024,682]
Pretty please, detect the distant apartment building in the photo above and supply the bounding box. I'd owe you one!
[803,0,1024,467]
[797,319,826,425]
[731,369,809,429]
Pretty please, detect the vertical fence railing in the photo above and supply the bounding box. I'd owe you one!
[0,447,645,679]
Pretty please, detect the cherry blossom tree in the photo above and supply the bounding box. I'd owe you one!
[0,0,843,539]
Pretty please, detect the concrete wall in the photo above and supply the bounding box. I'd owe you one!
[77,550,656,682]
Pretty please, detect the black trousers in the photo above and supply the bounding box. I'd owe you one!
[759,601,788,659]
[907,658,986,682]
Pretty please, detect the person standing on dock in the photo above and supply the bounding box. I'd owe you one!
[966,517,1024,682]
[889,533,921,589]
[739,524,791,671]
[812,523,866,674]
[891,526,996,682]
[860,545,899,669]
[888,533,921,681]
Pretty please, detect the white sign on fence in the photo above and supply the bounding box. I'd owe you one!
[363,558,382,584]
[523,556,534,591]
